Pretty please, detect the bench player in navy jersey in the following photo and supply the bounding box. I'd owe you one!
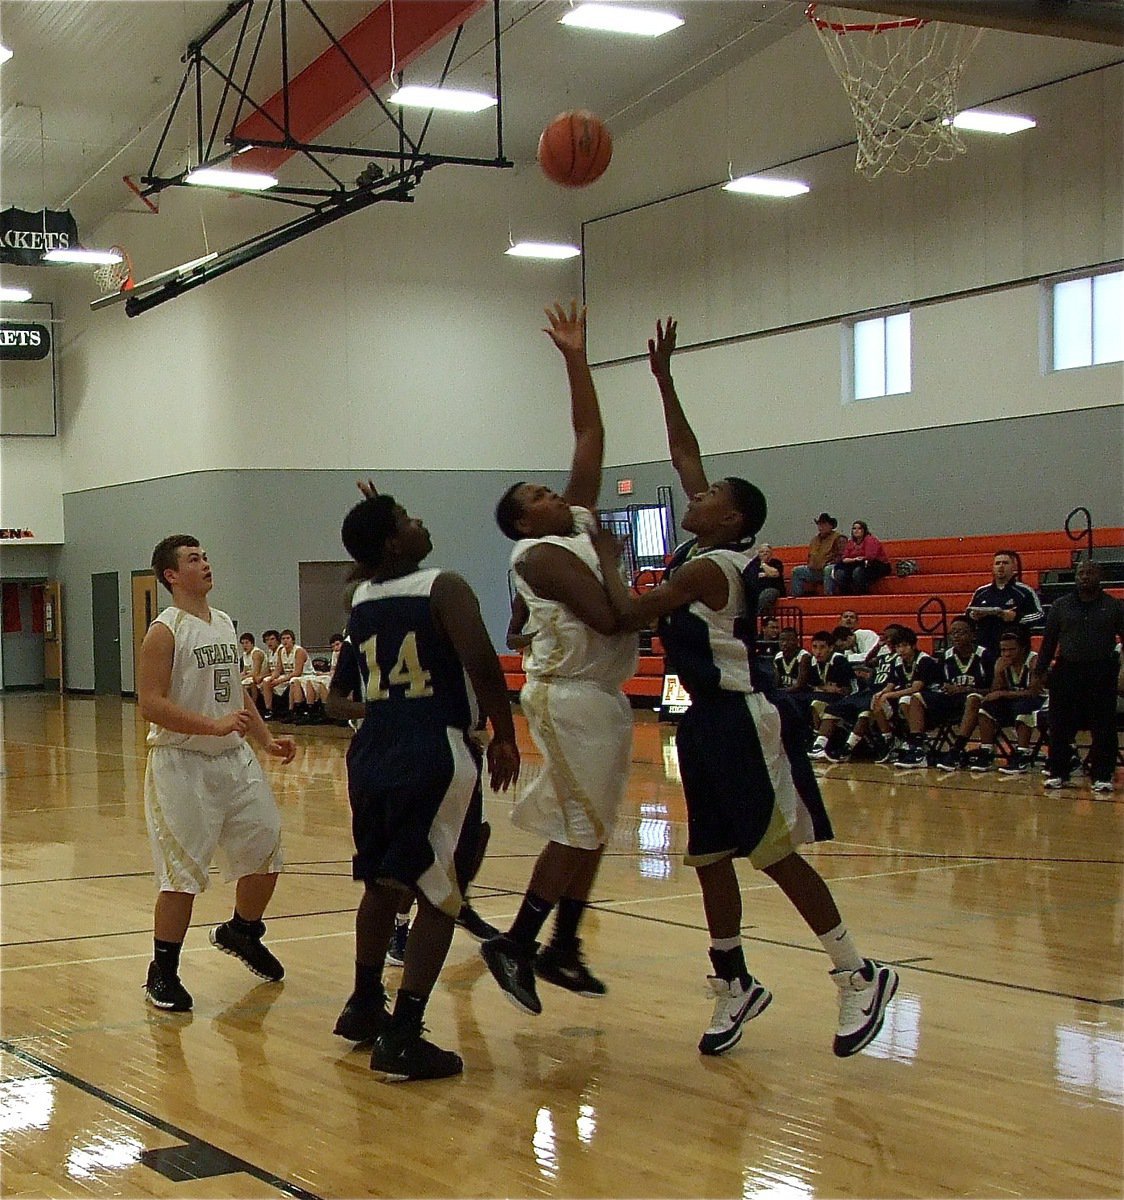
[593,317,898,1060]
[874,629,943,768]
[326,493,519,1081]
[807,630,858,759]
[813,624,906,763]
[977,628,1045,774]
[927,618,994,771]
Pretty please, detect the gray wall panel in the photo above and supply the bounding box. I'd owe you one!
[60,467,567,693]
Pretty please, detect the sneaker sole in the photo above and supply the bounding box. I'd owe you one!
[481,947,542,1016]
[208,928,284,982]
[385,956,406,968]
[144,993,191,1012]
[834,969,900,1058]
[699,988,773,1056]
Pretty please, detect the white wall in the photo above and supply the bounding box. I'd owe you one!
[56,165,588,491]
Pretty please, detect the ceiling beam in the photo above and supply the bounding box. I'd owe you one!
[235,0,487,173]
[829,2,1124,46]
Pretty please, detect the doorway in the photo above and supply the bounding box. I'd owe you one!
[91,571,122,695]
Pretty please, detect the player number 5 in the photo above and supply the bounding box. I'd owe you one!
[214,667,232,704]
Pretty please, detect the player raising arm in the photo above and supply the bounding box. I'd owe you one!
[588,317,898,1062]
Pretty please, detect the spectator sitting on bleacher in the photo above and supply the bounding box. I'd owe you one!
[790,513,846,597]
[975,627,1045,776]
[838,609,879,666]
[966,550,1044,659]
[829,522,892,596]
[927,617,994,772]
[746,542,785,615]
[807,630,858,759]
[814,624,905,763]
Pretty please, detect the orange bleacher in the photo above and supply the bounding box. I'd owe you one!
[499,528,1124,702]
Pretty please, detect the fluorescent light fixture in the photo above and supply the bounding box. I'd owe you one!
[389,85,496,113]
[43,247,123,265]
[505,242,581,260]
[723,175,810,197]
[949,110,1036,135]
[0,43,12,65]
[0,286,32,302]
[185,166,277,191]
[560,4,683,36]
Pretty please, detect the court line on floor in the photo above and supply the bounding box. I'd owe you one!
[0,1038,324,1200]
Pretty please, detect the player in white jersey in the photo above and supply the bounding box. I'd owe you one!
[239,632,268,710]
[274,629,318,722]
[482,301,638,1016]
[593,316,898,1061]
[138,535,296,1013]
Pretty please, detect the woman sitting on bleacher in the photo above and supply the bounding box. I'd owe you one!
[828,521,892,596]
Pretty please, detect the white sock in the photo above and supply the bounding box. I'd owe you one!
[819,923,863,973]
[813,735,828,749]
[709,935,741,952]
[395,914,409,928]
[846,732,861,748]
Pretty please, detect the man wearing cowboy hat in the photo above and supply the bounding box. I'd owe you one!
[791,513,846,597]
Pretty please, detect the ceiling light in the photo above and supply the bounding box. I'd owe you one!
[949,110,1036,135]
[389,85,497,113]
[185,166,278,191]
[0,43,12,65]
[560,4,683,36]
[0,286,32,302]
[723,176,810,197]
[505,242,581,260]
[43,247,123,265]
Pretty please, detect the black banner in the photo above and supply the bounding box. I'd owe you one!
[0,322,51,360]
[1,207,79,265]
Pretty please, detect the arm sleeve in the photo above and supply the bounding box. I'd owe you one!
[1016,583,1044,625]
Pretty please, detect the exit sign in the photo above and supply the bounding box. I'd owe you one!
[617,479,633,496]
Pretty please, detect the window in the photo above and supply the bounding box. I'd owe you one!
[1050,269,1124,371]
[847,310,911,401]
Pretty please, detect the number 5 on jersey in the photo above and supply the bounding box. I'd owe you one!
[359,632,434,701]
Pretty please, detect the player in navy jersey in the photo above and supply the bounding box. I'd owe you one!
[978,628,1045,774]
[807,630,858,759]
[873,629,943,768]
[592,316,898,1061]
[927,618,995,771]
[966,551,1043,658]
[813,624,906,763]
[326,492,519,1082]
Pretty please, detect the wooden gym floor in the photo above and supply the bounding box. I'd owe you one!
[1,692,1121,1198]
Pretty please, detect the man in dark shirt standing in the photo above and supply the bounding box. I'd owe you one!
[1036,560,1124,793]
[967,550,1044,658]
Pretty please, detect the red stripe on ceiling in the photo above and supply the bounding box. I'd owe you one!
[234,0,487,172]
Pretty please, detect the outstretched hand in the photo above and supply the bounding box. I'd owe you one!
[544,300,586,357]
[357,479,378,499]
[648,316,677,379]
[266,736,297,764]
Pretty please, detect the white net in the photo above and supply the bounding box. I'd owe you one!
[92,248,133,294]
[809,6,983,179]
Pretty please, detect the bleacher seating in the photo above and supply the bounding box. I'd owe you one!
[499,527,1124,703]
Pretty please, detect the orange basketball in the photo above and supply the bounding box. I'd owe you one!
[537,111,613,188]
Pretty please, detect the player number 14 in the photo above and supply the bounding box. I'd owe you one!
[359,632,434,701]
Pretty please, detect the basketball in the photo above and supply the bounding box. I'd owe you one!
[537,111,613,188]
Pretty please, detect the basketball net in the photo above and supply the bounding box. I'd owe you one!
[92,245,135,294]
[807,4,982,179]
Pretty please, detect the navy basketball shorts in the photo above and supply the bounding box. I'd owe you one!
[347,725,481,918]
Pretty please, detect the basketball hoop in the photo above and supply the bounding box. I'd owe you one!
[92,245,135,294]
[807,3,982,179]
